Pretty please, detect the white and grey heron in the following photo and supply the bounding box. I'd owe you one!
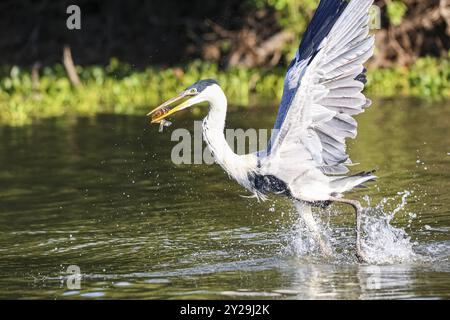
[148,0,376,262]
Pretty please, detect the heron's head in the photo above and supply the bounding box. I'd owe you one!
[148,79,220,123]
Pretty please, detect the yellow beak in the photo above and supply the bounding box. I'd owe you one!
[147,91,195,123]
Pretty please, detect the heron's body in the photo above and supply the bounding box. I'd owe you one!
[149,0,377,262]
[200,82,374,204]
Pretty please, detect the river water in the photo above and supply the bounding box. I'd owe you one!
[0,98,449,299]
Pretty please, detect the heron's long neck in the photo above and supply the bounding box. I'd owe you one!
[202,87,255,187]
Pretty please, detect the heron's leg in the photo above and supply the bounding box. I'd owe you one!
[329,197,367,263]
[293,200,332,257]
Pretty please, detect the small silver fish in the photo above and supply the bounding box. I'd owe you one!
[158,119,172,133]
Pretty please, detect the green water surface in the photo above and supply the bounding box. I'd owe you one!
[0,99,449,299]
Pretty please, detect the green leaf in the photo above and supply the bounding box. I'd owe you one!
[387,0,407,26]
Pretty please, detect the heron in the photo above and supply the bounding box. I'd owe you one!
[148,0,376,262]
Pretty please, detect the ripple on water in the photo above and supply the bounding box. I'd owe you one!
[144,278,171,284]
[80,292,105,298]
[220,290,282,298]
[113,281,133,287]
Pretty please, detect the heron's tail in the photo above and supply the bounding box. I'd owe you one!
[329,170,376,193]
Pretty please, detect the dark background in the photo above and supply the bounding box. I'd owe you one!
[0,0,448,67]
[1,0,252,67]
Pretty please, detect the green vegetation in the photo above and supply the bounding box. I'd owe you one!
[0,56,449,126]
[386,0,408,26]
[368,56,450,98]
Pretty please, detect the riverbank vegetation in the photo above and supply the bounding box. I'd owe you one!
[0,56,448,126]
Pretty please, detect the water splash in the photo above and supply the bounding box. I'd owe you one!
[285,191,417,264]
[285,209,333,261]
[288,216,321,257]
[361,191,416,264]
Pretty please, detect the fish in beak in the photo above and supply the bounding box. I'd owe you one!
[147,89,199,124]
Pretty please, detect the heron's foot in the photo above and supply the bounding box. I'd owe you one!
[328,197,368,263]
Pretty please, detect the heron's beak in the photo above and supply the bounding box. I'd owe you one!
[147,90,197,123]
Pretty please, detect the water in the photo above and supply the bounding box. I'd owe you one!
[0,98,449,299]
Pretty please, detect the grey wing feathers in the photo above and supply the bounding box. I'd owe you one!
[266,0,375,176]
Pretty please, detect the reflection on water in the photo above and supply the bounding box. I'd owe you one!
[0,98,449,299]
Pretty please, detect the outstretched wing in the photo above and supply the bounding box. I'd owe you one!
[263,0,374,177]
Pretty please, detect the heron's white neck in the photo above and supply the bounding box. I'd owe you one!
[201,85,256,189]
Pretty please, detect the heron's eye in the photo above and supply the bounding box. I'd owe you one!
[189,88,198,94]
